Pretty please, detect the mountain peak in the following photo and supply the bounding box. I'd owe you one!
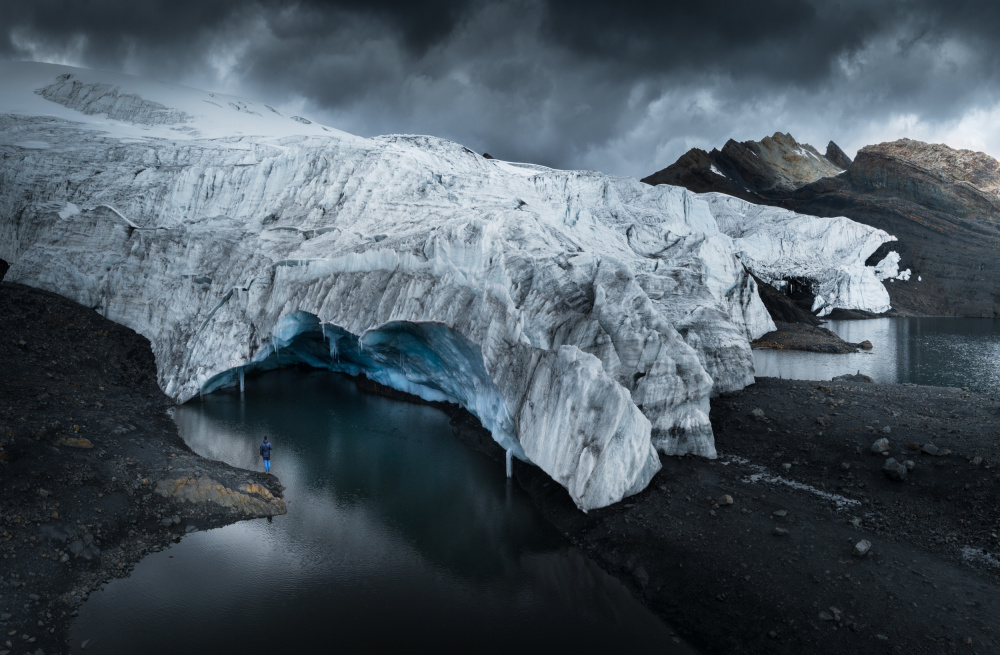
[825,141,853,169]
[642,132,845,196]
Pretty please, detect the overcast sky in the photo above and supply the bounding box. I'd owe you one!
[5,0,1000,178]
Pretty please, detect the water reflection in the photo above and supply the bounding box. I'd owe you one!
[70,370,688,654]
[753,318,1000,392]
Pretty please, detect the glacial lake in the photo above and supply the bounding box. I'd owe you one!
[69,369,688,654]
[753,318,1000,393]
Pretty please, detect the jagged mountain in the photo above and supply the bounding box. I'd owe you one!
[1,63,896,509]
[645,134,1000,317]
[643,132,847,199]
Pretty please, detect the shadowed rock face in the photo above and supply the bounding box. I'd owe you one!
[825,141,853,170]
[643,132,846,197]
[646,135,1000,318]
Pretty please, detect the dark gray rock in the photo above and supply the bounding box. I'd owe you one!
[882,458,907,481]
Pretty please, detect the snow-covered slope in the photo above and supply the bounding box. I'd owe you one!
[1,63,891,509]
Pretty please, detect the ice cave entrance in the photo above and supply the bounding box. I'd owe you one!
[200,311,525,461]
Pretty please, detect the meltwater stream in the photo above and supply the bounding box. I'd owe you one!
[69,370,686,654]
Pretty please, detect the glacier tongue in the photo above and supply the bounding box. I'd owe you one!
[1,63,893,510]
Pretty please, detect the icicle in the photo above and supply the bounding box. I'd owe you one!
[506,448,513,478]
[239,367,245,394]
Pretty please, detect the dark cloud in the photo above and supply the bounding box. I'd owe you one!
[5,0,1000,176]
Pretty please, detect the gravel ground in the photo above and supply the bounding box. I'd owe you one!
[505,377,1000,654]
[0,283,285,655]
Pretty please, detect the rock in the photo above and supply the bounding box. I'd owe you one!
[55,436,94,449]
[155,477,287,518]
[881,425,891,434]
[751,408,765,419]
[871,438,889,455]
[833,372,874,383]
[903,460,915,471]
[184,525,198,533]
[818,610,834,621]
[882,458,907,481]
[937,448,951,456]
[718,495,734,506]
[859,340,873,350]
[773,527,789,536]
[921,443,939,456]
[782,463,792,471]
[972,456,983,466]
[772,510,788,518]
[854,539,872,557]
[840,462,851,471]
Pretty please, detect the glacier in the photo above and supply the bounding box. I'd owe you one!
[704,193,896,316]
[0,62,895,509]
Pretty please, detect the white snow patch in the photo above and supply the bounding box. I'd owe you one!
[720,454,859,509]
[961,546,1000,568]
[742,471,860,509]
[709,164,727,178]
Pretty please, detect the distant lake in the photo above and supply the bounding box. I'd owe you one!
[70,370,690,654]
[753,318,1000,393]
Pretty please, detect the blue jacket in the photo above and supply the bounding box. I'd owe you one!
[260,440,273,459]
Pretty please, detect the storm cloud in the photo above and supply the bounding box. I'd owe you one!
[5,0,1000,177]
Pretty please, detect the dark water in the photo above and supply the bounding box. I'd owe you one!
[70,370,688,654]
[753,318,1000,393]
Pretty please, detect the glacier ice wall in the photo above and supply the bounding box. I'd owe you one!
[0,63,893,509]
[704,193,896,316]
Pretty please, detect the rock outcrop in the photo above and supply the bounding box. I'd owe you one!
[646,135,1000,317]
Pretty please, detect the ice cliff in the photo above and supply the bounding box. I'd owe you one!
[0,63,894,509]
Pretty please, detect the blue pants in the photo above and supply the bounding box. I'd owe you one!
[264,458,271,472]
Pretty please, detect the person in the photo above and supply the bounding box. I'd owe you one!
[260,436,273,473]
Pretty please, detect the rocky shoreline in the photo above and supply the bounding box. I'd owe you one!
[0,283,286,655]
[3,281,1000,654]
[751,321,872,354]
